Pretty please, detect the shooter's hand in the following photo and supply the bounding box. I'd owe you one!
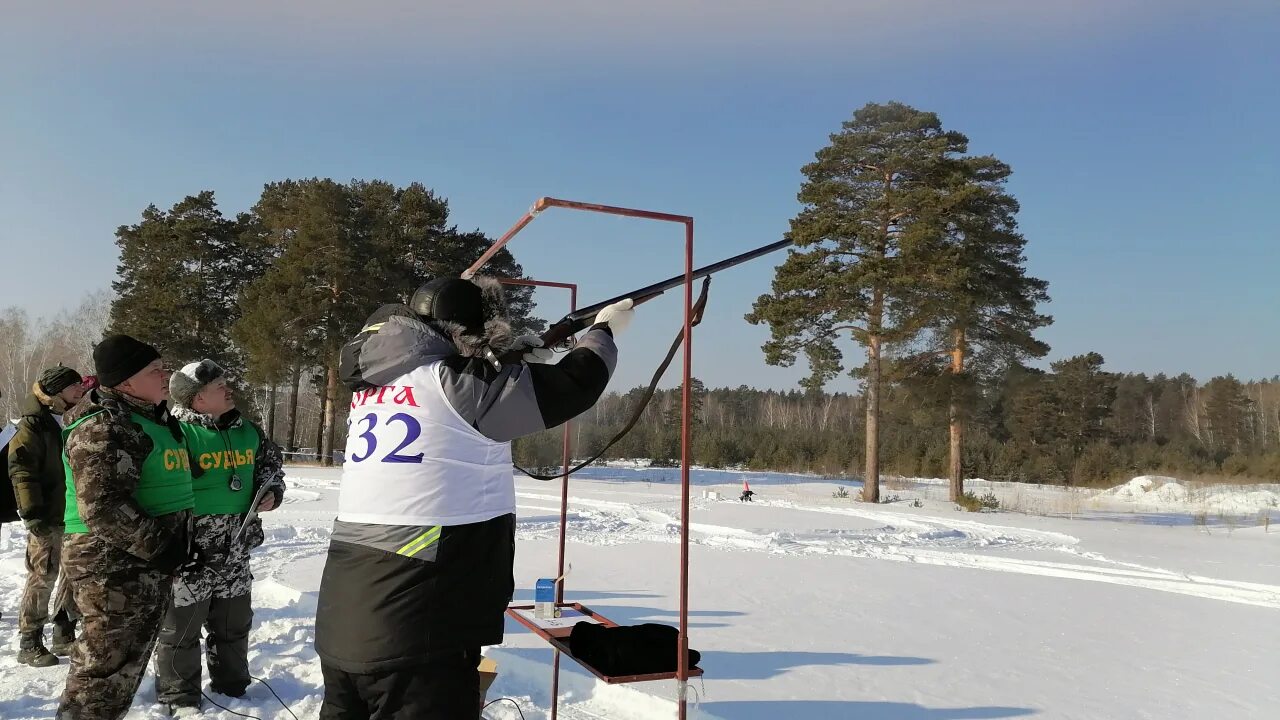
[514,335,555,363]
[593,299,635,335]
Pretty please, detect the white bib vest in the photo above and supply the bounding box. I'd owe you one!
[336,362,514,527]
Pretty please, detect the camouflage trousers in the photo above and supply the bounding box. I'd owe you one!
[19,528,79,634]
[155,513,260,705]
[55,564,172,720]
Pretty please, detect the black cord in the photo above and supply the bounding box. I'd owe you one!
[197,691,263,720]
[482,697,528,720]
[170,579,298,720]
[251,673,301,720]
[514,277,711,481]
[167,581,265,720]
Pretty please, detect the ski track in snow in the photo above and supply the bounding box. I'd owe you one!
[514,491,1280,609]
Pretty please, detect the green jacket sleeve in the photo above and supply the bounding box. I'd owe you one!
[7,418,46,518]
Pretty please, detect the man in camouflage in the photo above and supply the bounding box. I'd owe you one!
[57,334,202,720]
[9,364,86,666]
[153,359,285,713]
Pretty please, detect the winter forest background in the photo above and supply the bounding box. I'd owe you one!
[2,104,1277,495]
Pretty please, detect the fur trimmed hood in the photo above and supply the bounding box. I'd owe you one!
[339,276,518,392]
[170,403,244,431]
[412,274,516,358]
[30,382,72,416]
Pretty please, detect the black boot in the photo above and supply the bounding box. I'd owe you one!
[17,631,59,667]
[50,619,77,656]
[163,699,203,717]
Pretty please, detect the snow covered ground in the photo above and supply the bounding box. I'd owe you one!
[2,467,1277,719]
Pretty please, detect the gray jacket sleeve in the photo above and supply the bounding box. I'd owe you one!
[438,326,618,442]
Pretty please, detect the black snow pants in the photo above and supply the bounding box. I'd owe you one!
[319,647,482,720]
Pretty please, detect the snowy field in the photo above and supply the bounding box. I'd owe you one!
[2,465,1278,719]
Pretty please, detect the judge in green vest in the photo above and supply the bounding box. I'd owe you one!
[153,358,286,713]
[57,334,203,720]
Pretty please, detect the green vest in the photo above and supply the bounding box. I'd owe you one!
[63,411,195,534]
[181,421,260,515]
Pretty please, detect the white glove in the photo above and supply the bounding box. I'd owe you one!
[593,299,634,335]
[514,335,555,363]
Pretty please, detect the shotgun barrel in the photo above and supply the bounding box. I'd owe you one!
[535,237,793,350]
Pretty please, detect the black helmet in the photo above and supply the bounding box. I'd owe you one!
[410,277,486,333]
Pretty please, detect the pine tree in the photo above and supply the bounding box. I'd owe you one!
[235,178,539,465]
[904,155,1051,501]
[1050,352,1117,455]
[747,102,970,502]
[1202,375,1253,456]
[664,378,707,425]
[111,192,261,374]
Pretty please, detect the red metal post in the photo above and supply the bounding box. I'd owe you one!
[537,197,694,224]
[496,277,577,720]
[463,197,693,279]
[677,219,693,719]
[462,205,543,279]
[477,199,695,720]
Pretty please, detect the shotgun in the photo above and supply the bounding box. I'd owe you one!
[512,238,792,361]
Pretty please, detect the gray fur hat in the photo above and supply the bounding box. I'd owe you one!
[169,359,225,409]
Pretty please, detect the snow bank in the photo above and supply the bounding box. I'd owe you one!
[1097,475,1280,515]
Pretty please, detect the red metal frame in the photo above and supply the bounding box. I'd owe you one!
[496,276,577,720]
[471,197,696,720]
[508,603,706,684]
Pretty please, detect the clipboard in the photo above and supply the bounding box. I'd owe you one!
[233,476,283,544]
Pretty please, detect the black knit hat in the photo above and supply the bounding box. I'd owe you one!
[93,334,161,388]
[38,365,82,396]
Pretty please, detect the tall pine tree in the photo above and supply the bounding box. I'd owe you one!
[747,102,969,502]
[904,155,1051,501]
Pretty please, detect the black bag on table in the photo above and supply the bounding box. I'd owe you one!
[568,621,701,677]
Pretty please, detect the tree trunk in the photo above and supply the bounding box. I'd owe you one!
[323,355,340,467]
[948,328,966,503]
[286,364,301,452]
[863,333,881,504]
[1185,384,1203,444]
[266,381,278,441]
[314,384,328,464]
[1146,393,1157,441]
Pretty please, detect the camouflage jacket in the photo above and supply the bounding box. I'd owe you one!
[61,387,192,580]
[168,404,285,606]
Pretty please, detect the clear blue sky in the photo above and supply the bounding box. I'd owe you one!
[2,1,1277,391]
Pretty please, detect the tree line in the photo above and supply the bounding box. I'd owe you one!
[512,366,1280,485]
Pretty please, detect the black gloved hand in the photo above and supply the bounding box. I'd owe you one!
[178,544,207,574]
[150,530,204,575]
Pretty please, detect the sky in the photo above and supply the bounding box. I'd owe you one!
[2,1,1277,392]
